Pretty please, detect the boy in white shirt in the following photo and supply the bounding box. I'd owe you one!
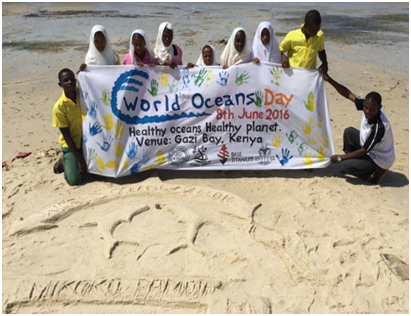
[324,73,395,184]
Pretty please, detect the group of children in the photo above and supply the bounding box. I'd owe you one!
[77,10,327,72]
[53,9,394,186]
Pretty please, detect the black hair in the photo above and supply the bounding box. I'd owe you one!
[58,68,74,81]
[365,91,382,106]
[305,10,322,25]
[202,45,212,52]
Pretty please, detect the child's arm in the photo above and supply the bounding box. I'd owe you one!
[162,59,177,69]
[252,58,260,65]
[281,53,290,68]
[323,73,356,102]
[60,128,87,174]
[318,50,328,74]
[279,36,290,68]
[331,148,367,163]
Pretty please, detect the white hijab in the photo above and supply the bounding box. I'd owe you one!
[154,22,174,64]
[196,45,218,66]
[251,21,281,63]
[219,27,251,66]
[129,29,154,64]
[85,25,118,65]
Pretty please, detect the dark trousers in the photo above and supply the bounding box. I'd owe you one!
[341,127,378,180]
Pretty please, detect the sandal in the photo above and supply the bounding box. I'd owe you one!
[16,152,32,159]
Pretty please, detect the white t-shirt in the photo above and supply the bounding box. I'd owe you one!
[356,97,395,169]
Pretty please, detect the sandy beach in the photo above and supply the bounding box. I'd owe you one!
[2,2,409,313]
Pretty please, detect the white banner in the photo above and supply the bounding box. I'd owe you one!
[78,63,334,177]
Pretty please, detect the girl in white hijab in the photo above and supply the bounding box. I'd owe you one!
[220,27,258,69]
[123,29,155,66]
[195,45,218,66]
[78,25,120,72]
[153,22,183,69]
[251,21,281,63]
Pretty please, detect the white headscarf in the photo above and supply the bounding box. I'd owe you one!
[85,25,118,65]
[219,27,251,66]
[196,45,218,66]
[251,21,281,63]
[129,29,154,64]
[154,22,174,64]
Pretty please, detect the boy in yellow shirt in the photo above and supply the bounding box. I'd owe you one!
[52,68,87,186]
[280,10,328,73]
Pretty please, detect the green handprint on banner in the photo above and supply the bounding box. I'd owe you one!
[168,79,179,93]
[287,130,298,144]
[194,68,208,87]
[100,89,111,106]
[304,92,316,112]
[298,142,308,155]
[270,67,283,86]
[235,71,250,86]
[147,79,158,97]
[254,90,263,108]
[87,148,96,165]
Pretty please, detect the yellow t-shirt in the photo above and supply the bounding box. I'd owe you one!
[279,24,325,69]
[52,89,82,149]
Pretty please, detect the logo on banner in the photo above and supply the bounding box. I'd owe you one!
[168,146,190,166]
[110,69,211,125]
[218,144,229,165]
[256,143,274,165]
[190,145,211,167]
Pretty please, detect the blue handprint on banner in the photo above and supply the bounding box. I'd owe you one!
[82,90,89,101]
[83,131,89,144]
[88,101,98,119]
[217,71,229,86]
[276,148,293,167]
[126,142,138,159]
[182,68,190,89]
[130,162,142,175]
[97,135,114,152]
[89,122,102,136]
